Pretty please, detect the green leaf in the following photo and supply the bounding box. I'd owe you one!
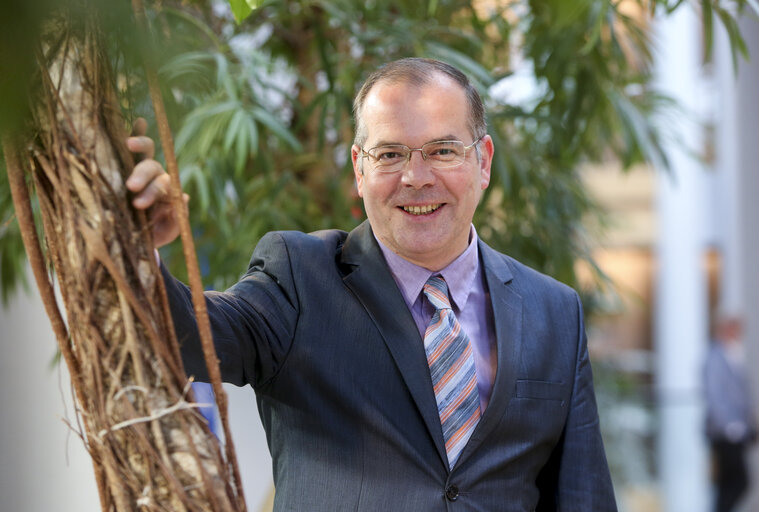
[244,113,259,157]
[228,0,266,24]
[580,0,609,54]
[610,90,668,171]
[715,6,749,73]
[180,164,211,213]
[234,124,249,175]
[213,53,238,102]
[224,109,246,152]
[160,51,214,82]
[250,107,301,151]
[228,0,253,24]
[702,0,714,63]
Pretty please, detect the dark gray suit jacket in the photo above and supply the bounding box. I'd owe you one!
[164,221,617,511]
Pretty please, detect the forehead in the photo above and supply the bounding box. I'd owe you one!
[361,77,470,144]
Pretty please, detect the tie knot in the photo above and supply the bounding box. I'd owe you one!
[423,275,451,311]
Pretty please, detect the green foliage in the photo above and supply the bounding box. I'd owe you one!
[0,166,30,305]
[0,0,56,134]
[0,0,753,299]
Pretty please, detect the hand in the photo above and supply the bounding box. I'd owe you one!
[125,118,187,248]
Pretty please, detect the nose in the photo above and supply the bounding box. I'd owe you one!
[401,150,435,189]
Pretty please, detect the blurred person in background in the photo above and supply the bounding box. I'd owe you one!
[704,314,756,512]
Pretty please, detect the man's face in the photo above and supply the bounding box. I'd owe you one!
[351,77,493,271]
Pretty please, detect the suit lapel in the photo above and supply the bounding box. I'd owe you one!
[340,222,448,468]
[456,241,523,466]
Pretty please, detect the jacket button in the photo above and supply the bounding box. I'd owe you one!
[445,485,459,501]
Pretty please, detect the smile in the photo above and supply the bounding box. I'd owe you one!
[401,204,442,215]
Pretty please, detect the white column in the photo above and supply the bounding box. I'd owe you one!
[653,6,711,512]
[713,17,742,315]
[733,16,759,511]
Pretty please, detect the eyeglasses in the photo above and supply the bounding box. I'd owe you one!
[360,136,483,174]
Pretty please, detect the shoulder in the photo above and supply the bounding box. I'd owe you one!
[240,228,353,294]
[479,240,578,303]
[254,229,350,260]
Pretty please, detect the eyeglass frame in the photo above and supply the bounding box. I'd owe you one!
[358,135,484,173]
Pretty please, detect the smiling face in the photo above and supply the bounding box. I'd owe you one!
[351,75,493,271]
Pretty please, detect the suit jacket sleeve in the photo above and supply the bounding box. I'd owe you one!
[161,231,299,388]
[536,292,617,511]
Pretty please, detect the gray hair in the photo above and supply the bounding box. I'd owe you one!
[352,58,487,148]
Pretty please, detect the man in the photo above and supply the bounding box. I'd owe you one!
[127,58,616,510]
[704,315,756,512]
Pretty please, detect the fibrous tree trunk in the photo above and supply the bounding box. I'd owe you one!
[2,6,244,511]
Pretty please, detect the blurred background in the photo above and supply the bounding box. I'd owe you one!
[1,1,758,510]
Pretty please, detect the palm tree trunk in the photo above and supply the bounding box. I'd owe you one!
[3,8,243,511]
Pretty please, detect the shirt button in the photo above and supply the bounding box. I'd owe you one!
[445,484,459,501]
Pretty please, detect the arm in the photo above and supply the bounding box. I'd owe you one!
[161,233,298,388]
[536,293,617,511]
[126,123,296,388]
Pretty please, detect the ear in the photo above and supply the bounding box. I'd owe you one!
[351,144,365,197]
[478,135,494,191]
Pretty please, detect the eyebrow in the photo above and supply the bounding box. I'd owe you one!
[370,134,461,147]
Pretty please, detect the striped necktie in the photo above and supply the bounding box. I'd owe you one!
[423,275,481,468]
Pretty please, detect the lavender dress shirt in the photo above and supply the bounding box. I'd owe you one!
[376,226,497,411]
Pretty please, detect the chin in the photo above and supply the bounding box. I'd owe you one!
[401,240,449,264]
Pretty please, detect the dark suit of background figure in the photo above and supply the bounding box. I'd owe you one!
[163,221,617,511]
[705,318,756,512]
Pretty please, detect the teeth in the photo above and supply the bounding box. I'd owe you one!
[403,204,441,215]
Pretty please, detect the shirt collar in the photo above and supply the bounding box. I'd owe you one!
[376,225,480,310]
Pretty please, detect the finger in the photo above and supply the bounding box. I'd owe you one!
[127,118,153,162]
[126,159,164,193]
[131,173,171,210]
[131,117,148,137]
[126,135,155,160]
